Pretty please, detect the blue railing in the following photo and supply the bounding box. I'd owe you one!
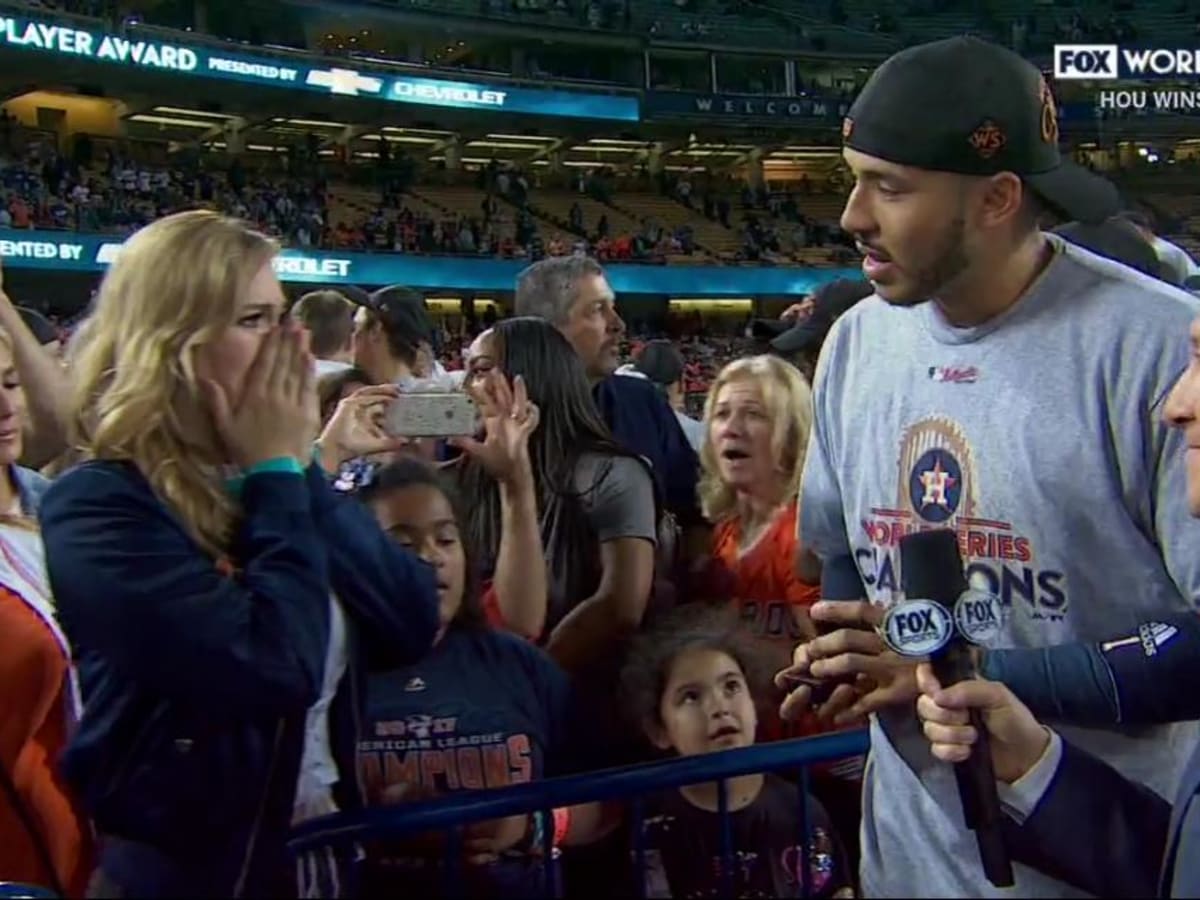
[289,728,870,898]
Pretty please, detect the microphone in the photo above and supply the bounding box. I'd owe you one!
[891,529,1014,889]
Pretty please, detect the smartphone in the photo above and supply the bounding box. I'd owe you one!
[384,393,477,437]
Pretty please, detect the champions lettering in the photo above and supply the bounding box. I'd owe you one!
[0,18,198,71]
[392,79,507,107]
[359,734,533,797]
[1054,43,1200,80]
[856,517,1067,620]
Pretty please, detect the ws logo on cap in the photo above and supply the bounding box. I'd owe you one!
[1053,44,1119,80]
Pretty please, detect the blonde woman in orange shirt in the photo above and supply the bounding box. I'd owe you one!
[698,354,820,741]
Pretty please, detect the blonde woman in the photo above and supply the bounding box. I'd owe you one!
[697,354,819,737]
[698,354,864,881]
[39,211,441,897]
[0,325,93,897]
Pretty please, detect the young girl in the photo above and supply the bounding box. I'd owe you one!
[357,457,589,898]
[620,605,854,899]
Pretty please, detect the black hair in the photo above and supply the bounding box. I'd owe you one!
[317,365,370,423]
[366,285,433,368]
[359,458,486,631]
[457,317,653,614]
[620,604,767,738]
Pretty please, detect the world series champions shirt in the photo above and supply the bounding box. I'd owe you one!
[800,235,1200,898]
[356,625,577,898]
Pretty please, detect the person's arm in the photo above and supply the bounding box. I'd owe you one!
[0,288,70,468]
[980,613,1200,725]
[305,463,440,668]
[546,537,654,673]
[984,357,1200,725]
[1001,737,1171,898]
[535,644,623,847]
[41,462,330,714]
[488,473,547,641]
[545,456,656,674]
[795,320,852,578]
[918,666,1173,899]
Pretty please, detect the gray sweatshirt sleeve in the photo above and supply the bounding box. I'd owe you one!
[798,319,853,562]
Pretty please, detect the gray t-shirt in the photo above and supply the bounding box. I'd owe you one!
[801,235,1200,898]
[542,452,657,632]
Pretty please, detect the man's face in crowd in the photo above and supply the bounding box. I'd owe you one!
[840,148,973,306]
[559,273,625,380]
[1164,316,1200,516]
[352,305,383,374]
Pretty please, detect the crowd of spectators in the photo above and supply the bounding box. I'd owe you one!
[0,130,853,269]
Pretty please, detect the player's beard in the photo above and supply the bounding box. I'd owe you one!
[881,214,971,307]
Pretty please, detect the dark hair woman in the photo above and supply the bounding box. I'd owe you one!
[460,316,659,770]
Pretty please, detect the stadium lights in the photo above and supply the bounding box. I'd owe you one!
[380,126,455,136]
[128,114,216,128]
[361,134,443,144]
[152,106,235,120]
[567,145,640,154]
[281,118,351,128]
[485,133,558,142]
[467,140,556,150]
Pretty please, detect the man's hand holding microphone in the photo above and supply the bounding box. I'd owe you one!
[916,665,1053,786]
[778,532,1017,886]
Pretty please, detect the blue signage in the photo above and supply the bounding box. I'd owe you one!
[0,229,856,296]
[0,15,639,121]
[645,90,849,122]
[390,75,638,120]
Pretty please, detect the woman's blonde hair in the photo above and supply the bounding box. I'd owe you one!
[698,354,813,523]
[70,210,278,556]
[0,325,35,532]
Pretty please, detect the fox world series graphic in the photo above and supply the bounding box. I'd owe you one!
[854,416,1068,622]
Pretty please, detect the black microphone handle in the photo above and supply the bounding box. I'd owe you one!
[929,640,1016,889]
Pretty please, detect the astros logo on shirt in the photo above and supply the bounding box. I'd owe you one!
[898,417,976,526]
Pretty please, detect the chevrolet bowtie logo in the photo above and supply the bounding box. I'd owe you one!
[305,67,383,97]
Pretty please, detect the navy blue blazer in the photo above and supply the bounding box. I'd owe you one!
[1002,736,1198,898]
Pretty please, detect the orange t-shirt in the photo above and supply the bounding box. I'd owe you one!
[711,502,829,742]
[0,585,93,896]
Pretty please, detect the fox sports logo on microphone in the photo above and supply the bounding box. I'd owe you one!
[881,599,954,658]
